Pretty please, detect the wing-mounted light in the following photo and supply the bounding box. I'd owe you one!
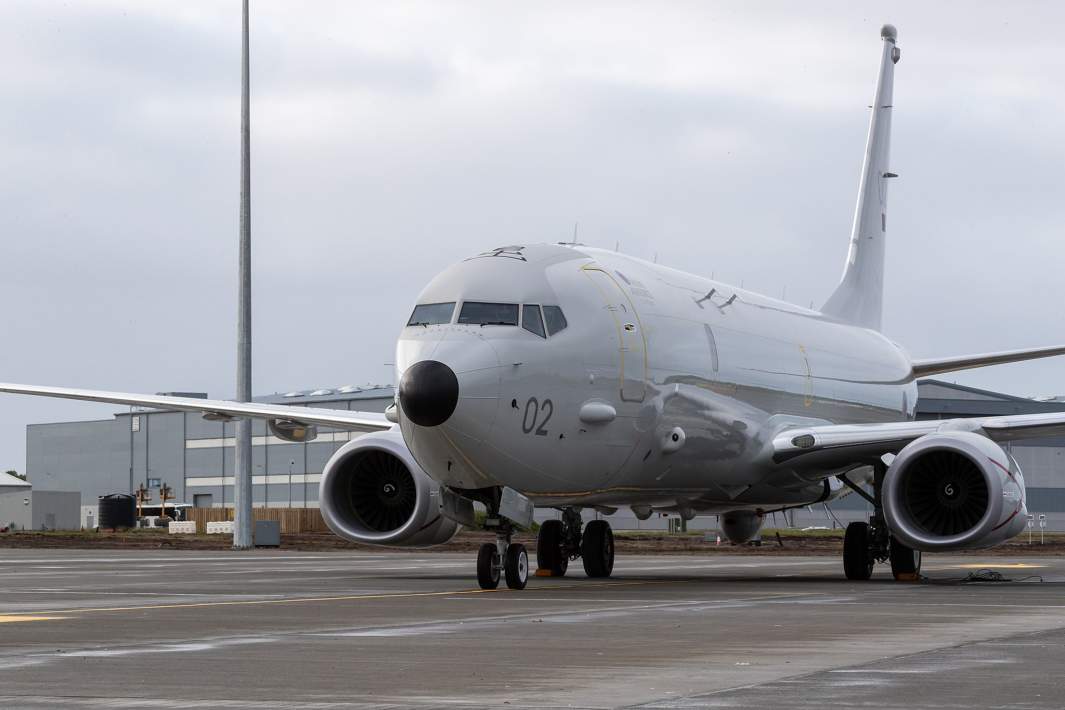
[268,418,318,443]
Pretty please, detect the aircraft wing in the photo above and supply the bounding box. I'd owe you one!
[911,344,1065,378]
[772,411,1065,471]
[0,383,392,432]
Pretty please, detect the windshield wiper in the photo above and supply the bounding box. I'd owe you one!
[479,321,515,327]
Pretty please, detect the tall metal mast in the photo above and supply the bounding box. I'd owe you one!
[233,0,253,549]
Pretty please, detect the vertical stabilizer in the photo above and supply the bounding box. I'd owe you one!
[821,25,900,332]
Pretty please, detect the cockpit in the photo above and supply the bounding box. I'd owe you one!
[406,301,568,338]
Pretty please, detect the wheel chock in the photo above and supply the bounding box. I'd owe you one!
[535,568,557,577]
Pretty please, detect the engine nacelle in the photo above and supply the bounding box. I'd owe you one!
[319,430,459,547]
[883,431,1026,551]
[720,509,764,544]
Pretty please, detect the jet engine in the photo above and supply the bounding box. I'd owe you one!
[319,430,459,547]
[883,431,1026,551]
[720,510,764,544]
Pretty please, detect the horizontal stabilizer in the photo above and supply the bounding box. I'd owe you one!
[911,344,1065,378]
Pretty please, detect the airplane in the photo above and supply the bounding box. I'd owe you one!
[5,24,1065,590]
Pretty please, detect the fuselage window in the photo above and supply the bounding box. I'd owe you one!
[522,304,546,338]
[542,306,568,335]
[407,302,455,326]
[458,301,519,326]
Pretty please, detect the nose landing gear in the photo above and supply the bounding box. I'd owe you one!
[468,487,534,590]
[476,523,528,590]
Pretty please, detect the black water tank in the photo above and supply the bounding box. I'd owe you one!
[98,494,136,530]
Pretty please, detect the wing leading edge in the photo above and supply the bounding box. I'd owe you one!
[0,383,392,433]
[911,344,1065,378]
[773,411,1065,472]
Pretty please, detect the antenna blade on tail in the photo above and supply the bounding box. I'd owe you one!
[821,24,900,331]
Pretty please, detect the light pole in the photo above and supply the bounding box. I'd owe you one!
[233,0,254,549]
[288,459,295,508]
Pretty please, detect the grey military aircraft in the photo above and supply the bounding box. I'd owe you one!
[5,25,1065,590]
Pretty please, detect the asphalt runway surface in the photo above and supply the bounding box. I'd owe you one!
[2,549,1064,709]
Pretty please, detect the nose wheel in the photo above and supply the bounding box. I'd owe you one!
[504,543,529,589]
[475,518,529,591]
[476,543,500,589]
[476,537,528,590]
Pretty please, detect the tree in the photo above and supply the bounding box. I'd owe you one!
[5,469,26,481]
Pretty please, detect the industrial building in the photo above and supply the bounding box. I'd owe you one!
[22,380,1065,531]
[0,470,80,531]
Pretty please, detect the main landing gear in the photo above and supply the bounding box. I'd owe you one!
[842,463,922,582]
[535,508,615,579]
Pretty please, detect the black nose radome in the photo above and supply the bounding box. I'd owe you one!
[399,360,459,427]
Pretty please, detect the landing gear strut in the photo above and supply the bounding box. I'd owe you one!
[842,462,922,581]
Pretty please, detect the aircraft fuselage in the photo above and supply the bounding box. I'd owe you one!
[396,243,916,514]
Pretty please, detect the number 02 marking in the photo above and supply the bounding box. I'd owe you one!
[521,397,553,436]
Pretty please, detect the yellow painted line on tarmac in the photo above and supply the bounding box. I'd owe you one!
[949,563,1047,569]
[26,578,688,618]
[0,615,68,623]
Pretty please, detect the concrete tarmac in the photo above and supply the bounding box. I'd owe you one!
[1,549,1064,708]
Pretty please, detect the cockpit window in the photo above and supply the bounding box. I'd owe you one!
[407,302,455,326]
[458,301,519,326]
[522,304,546,338]
[542,306,568,335]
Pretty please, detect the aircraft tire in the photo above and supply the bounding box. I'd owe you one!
[843,521,874,580]
[581,520,614,578]
[504,543,529,590]
[477,542,500,590]
[889,537,922,580]
[537,519,568,576]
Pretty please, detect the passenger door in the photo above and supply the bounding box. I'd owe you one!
[581,266,647,402]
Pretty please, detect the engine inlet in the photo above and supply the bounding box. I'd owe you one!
[900,450,989,536]
[345,450,418,532]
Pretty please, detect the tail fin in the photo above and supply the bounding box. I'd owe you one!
[821,24,900,332]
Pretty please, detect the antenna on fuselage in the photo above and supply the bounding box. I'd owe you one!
[572,221,579,245]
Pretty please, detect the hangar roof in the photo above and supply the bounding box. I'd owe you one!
[0,471,31,488]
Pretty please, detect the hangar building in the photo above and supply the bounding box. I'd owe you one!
[26,387,393,526]
[22,380,1065,530]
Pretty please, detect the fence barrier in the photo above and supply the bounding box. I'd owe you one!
[184,507,328,534]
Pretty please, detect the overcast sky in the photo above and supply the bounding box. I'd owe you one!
[1,1,1063,473]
